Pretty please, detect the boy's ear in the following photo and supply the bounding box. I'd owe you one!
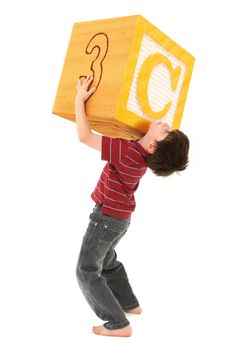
[148,142,156,154]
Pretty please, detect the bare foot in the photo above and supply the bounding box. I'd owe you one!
[124,306,142,314]
[92,324,132,337]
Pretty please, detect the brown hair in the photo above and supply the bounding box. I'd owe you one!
[147,129,189,176]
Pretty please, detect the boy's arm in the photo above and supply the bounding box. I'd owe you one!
[75,76,102,151]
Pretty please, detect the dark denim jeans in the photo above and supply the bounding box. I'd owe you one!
[76,204,139,330]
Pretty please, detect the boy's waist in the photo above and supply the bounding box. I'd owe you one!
[93,203,131,223]
[93,203,132,220]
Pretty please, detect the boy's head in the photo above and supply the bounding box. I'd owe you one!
[138,121,189,176]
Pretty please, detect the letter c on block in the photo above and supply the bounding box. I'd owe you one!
[137,53,181,119]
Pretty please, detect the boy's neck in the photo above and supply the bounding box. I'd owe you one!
[137,137,147,149]
[137,136,154,155]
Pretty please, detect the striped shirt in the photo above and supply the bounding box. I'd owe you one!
[91,136,149,219]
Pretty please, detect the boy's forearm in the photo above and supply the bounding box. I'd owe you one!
[75,97,92,141]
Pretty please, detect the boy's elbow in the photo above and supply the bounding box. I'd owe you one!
[78,133,91,144]
[78,135,86,143]
[77,133,102,151]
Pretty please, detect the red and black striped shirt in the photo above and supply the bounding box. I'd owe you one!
[91,136,149,219]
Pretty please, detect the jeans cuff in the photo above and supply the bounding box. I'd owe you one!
[103,319,130,330]
[122,302,140,310]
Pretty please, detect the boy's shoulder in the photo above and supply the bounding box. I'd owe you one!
[123,138,149,166]
[102,135,148,165]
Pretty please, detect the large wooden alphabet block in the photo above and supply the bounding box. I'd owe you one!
[52,15,195,139]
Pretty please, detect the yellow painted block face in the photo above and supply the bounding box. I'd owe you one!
[52,15,194,139]
[115,16,195,134]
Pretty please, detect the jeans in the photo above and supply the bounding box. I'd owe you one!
[76,204,139,330]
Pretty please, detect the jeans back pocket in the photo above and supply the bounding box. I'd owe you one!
[96,221,129,257]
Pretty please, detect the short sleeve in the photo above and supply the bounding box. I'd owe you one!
[101,136,129,165]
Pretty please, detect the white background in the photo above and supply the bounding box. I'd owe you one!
[0,0,232,349]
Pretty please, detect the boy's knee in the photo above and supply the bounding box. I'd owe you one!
[76,261,90,281]
[76,262,84,281]
[76,261,101,286]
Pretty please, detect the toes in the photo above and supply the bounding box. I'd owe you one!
[92,326,100,334]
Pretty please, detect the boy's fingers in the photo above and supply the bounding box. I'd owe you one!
[87,87,96,96]
[84,76,93,86]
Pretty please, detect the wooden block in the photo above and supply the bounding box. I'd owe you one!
[52,15,195,139]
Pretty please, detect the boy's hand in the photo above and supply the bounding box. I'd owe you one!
[75,76,96,103]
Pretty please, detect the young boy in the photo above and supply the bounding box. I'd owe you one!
[75,76,189,337]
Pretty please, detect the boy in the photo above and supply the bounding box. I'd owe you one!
[75,76,189,337]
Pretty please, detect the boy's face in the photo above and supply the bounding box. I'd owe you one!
[147,120,171,142]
